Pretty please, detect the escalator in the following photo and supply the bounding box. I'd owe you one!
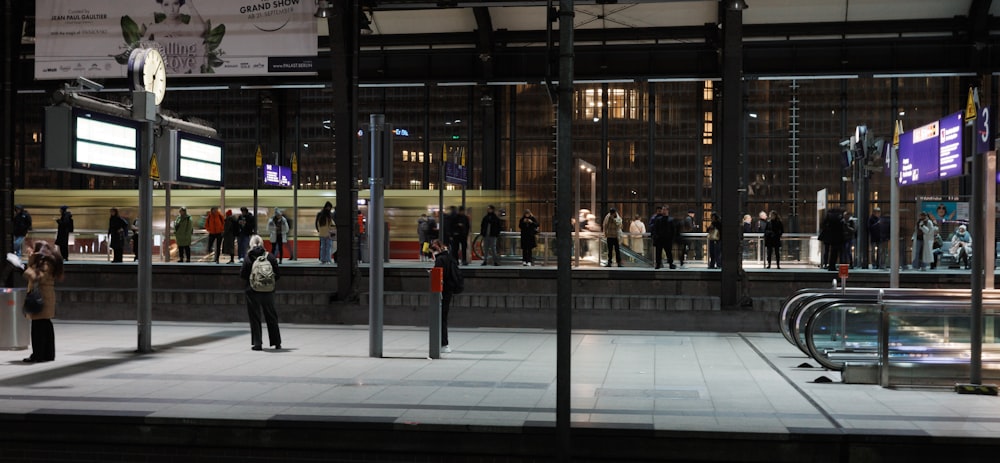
[780,288,1000,386]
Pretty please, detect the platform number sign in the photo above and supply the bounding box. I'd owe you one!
[977,106,993,155]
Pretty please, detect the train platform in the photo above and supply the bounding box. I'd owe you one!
[1,320,999,462]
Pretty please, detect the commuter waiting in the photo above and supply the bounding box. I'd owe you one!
[949,224,972,270]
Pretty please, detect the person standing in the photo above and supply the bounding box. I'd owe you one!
[629,214,646,256]
[55,206,73,261]
[878,212,892,270]
[22,240,64,363]
[204,206,225,264]
[222,209,237,264]
[108,208,129,263]
[707,212,722,269]
[651,205,676,269]
[267,209,289,263]
[236,207,255,262]
[911,212,936,271]
[130,216,140,261]
[867,207,882,269]
[519,209,540,266]
[764,210,784,269]
[417,213,431,261]
[174,207,194,262]
[240,235,281,351]
[819,209,844,271]
[682,209,702,264]
[431,240,460,353]
[315,201,336,264]
[602,208,623,267]
[451,206,471,265]
[841,211,857,268]
[12,205,32,257]
[480,205,502,266]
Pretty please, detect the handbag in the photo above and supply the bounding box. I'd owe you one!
[23,286,43,315]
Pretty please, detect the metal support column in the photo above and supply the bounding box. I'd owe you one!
[368,114,386,358]
[719,2,745,309]
[137,109,154,353]
[556,1,575,460]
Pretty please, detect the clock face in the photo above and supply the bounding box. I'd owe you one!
[142,49,167,105]
[128,48,167,106]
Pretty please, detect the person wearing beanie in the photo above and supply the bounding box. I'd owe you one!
[174,207,194,262]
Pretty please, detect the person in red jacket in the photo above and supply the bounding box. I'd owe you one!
[204,206,226,263]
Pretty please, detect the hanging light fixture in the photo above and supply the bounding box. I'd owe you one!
[314,0,333,19]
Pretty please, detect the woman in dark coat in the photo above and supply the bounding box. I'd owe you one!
[107,207,129,263]
[764,210,784,269]
[222,210,237,264]
[518,209,540,266]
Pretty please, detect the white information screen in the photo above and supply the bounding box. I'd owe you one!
[179,137,223,183]
[75,116,137,170]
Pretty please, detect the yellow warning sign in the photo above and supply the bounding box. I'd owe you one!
[966,87,979,122]
[254,145,263,168]
[291,153,298,173]
[893,120,903,147]
[149,152,160,180]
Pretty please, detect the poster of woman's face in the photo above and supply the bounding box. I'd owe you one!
[920,200,969,223]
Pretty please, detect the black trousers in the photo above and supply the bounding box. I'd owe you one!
[56,236,70,261]
[654,241,674,268]
[178,246,191,262]
[30,318,55,361]
[441,291,452,346]
[522,246,534,264]
[607,237,621,265]
[207,233,222,262]
[451,236,468,264]
[245,290,281,348]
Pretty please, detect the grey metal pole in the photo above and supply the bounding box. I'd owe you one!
[890,143,900,288]
[556,1,575,460]
[164,184,171,262]
[970,124,984,386]
[137,116,153,353]
[368,114,385,358]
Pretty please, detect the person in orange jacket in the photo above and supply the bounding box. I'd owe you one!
[205,206,226,264]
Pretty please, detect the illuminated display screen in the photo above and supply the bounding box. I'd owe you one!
[74,110,140,175]
[263,164,292,187]
[177,132,223,186]
[898,111,963,186]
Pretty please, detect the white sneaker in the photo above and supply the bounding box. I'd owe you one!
[441,345,451,353]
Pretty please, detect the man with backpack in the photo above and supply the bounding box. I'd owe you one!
[240,235,282,351]
[431,240,463,353]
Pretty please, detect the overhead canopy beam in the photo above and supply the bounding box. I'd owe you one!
[473,6,496,80]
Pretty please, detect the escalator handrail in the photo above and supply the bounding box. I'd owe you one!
[788,291,1000,356]
[803,298,1000,371]
[780,288,1000,347]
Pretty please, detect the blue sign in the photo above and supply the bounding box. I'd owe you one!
[937,111,963,180]
[445,161,467,186]
[263,164,292,187]
[978,106,993,155]
[898,111,963,186]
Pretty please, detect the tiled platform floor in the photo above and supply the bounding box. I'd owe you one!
[1,320,998,461]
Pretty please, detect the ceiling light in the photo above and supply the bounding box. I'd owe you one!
[727,0,748,11]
